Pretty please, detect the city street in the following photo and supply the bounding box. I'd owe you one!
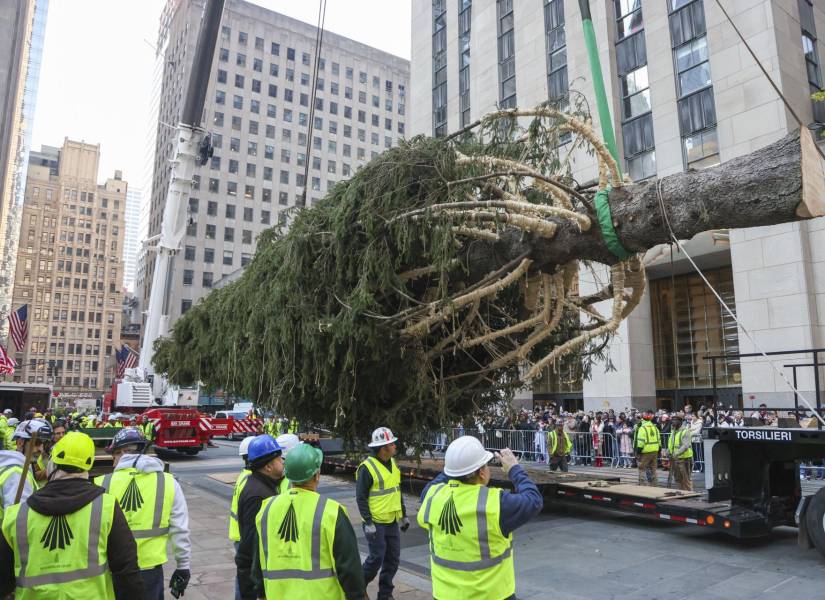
[162,440,825,600]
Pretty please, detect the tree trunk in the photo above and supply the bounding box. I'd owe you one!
[469,130,824,275]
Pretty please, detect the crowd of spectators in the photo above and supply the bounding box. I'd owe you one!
[433,401,825,477]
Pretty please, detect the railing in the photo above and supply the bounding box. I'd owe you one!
[424,427,706,472]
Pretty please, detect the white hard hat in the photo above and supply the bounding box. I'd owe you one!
[239,436,254,457]
[368,427,397,448]
[12,419,51,441]
[444,435,493,477]
[6,417,19,427]
[3,409,12,415]
[276,433,301,455]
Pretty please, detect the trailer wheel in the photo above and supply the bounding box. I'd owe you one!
[805,488,825,558]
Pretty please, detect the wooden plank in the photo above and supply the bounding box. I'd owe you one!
[560,480,701,500]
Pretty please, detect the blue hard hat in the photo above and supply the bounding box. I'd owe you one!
[106,427,148,453]
[247,434,282,466]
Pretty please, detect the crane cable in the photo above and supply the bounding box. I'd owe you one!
[301,0,328,208]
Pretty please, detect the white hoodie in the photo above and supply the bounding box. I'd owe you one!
[0,450,33,510]
[112,453,191,570]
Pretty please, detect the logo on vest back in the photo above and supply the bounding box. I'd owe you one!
[438,494,463,535]
[120,477,145,512]
[278,502,299,543]
[41,515,74,551]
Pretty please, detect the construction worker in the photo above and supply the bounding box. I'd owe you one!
[44,409,56,425]
[418,437,543,600]
[0,410,8,442]
[635,409,662,486]
[357,426,409,600]
[272,433,300,494]
[0,431,144,599]
[666,414,693,491]
[141,417,155,443]
[230,436,254,600]
[288,417,299,434]
[34,419,66,488]
[252,442,366,598]
[94,428,191,599]
[0,419,48,518]
[3,417,17,450]
[547,419,573,472]
[235,434,285,600]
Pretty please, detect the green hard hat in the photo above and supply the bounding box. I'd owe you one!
[284,443,323,483]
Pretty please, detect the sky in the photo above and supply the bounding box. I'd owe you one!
[30,0,411,194]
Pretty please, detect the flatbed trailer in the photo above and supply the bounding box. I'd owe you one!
[316,426,825,559]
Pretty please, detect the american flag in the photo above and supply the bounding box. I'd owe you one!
[116,345,139,378]
[8,304,28,350]
[0,343,15,375]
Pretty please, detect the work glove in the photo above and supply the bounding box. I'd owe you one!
[170,569,191,598]
[363,522,377,542]
[400,517,410,532]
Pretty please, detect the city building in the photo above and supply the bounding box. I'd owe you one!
[10,139,126,394]
[122,186,141,292]
[411,0,825,411]
[0,0,48,336]
[137,0,410,338]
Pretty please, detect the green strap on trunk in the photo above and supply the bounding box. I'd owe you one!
[579,0,633,259]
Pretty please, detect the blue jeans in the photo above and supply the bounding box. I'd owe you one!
[141,565,164,600]
[233,541,241,600]
[362,521,400,600]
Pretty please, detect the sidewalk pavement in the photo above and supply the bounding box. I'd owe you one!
[163,476,432,600]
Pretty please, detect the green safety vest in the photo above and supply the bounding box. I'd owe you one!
[356,457,402,524]
[635,421,661,454]
[278,476,290,495]
[143,421,155,442]
[94,469,175,569]
[228,468,251,542]
[546,430,573,455]
[0,465,37,520]
[256,487,346,599]
[288,419,298,434]
[1,493,117,599]
[667,427,693,460]
[417,481,515,600]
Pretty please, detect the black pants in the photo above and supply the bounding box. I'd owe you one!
[141,565,164,600]
[362,521,401,600]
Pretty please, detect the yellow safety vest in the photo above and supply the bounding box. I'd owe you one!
[228,468,251,542]
[356,457,402,524]
[143,421,155,442]
[256,487,346,599]
[0,465,37,520]
[546,430,572,455]
[1,493,117,599]
[94,469,175,569]
[278,476,290,495]
[667,427,693,459]
[417,480,515,600]
[635,421,661,454]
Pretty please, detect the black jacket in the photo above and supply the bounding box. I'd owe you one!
[235,470,283,600]
[0,477,144,599]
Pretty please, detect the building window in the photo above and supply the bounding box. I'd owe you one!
[223,250,234,266]
[497,0,517,109]
[432,0,448,136]
[544,0,568,104]
[798,0,825,122]
[204,248,214,263]
[202,272,213,288]
[650,267,740,392]
[181,300,192,314]
[182,270,193,285]
[458,0,472,127]
[615,0,655,180]
[668,0,719,170]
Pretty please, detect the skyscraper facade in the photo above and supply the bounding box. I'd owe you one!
[137,0,410,338]
[411,0,825,411]
[10,139,126,394]
[123,186,141,292]
[0,0,49,336]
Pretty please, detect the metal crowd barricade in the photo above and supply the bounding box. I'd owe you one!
[423,426,706,472]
